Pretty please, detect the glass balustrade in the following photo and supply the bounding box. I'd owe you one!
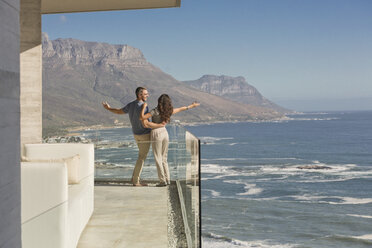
[80,124,200,248]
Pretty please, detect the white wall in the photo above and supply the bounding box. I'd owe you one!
[0,0,21,246]
[20,0,42,147]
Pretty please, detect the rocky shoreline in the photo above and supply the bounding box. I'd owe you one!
[61,115,293,134]
[167,184,187,248]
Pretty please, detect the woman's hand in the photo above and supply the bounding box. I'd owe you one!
[142,102,148,109]
[173,101,200,115]
[190,102,200,109]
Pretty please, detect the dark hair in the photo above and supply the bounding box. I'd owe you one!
[135,87,146,98]
[157,94,173,123]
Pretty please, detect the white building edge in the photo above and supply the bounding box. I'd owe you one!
[0,0,180,247]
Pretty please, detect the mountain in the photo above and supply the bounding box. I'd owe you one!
[42,34,285,134]
[183,75,290,113]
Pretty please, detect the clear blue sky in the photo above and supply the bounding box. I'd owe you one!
[42,0,372,111]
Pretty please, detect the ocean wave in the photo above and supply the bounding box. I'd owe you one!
[328,197,372,205]
[236,194,372,206]
[261,162,357,175]
[238,185,263,196]
[202,158,248,161]
[293,177,361,183]
[95,159,107,162]
[260,157,299,160]
[99,153,120,158]
[325,234,372,245]
[204,189,221,197]
[112,163,133,168]
[202,161,372,178]
[202,162,372,183]
[202,162,372,185]
[291,194,328,202]
[201,177,212,181]
[290,194,372,205]
[224,180,263,196]
[202,164,240,177]
[96,147,110,150]
[199,136,234,145]
[202,157,299,162]
[347,214,372,219]
[352,234,372,241]
[203,233,298,248]
[259,163,372,182]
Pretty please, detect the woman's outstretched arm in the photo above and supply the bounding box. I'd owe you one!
[139,102,152,120]
[173,102,200,115]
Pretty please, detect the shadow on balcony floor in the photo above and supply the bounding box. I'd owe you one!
[77,185,168,248]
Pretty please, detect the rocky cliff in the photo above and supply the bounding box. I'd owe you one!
[184,75,290,113]
[42,34,286,134]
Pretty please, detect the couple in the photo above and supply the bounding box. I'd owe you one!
[102,87,199,187]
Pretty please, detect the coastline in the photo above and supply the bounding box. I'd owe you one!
[67,124,131,133]
[57,111,357,137]
[66,115,294,134]
[64,110,372,135]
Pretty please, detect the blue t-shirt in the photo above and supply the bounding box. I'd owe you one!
[122,100,151,135]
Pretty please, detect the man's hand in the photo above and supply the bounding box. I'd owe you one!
[102,102,124,115]
[102,101,111,110]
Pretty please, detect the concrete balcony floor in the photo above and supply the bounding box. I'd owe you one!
[77,185,168,248]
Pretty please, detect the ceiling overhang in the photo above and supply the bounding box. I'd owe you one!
[41,0,180,14]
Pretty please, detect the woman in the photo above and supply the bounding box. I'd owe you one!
[140,94,200,186]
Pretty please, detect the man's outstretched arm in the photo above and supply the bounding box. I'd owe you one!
[102,102,125,114]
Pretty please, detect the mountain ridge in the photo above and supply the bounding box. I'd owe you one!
[42,34,287,135]
[183,74,290,113]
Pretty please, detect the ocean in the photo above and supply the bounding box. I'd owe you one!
[186,111,372,248]
[83,111,372,248]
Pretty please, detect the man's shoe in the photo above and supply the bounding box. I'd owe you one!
[156,182,167,187]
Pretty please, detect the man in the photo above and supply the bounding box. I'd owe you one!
[102,87,164,186]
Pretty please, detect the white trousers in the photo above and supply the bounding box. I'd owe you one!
[151,127,170,184]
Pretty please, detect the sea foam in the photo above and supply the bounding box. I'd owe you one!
[203,233,298,248]
[292,194,372,205]
[347,214,372,219]
[224,180,263,196]
[199,136,234,145]
[204,189,221,197]
[202,164,242,178]
[352,234,372,241]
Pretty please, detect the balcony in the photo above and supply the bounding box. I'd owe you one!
[76,124,200,247]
